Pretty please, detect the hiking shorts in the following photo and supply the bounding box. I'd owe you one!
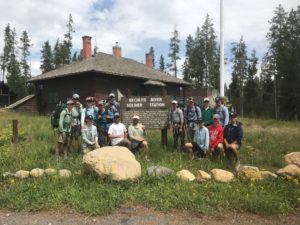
[58,133,70,144]
[71,125,81,137]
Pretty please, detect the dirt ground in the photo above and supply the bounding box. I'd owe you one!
[1,204,300,225]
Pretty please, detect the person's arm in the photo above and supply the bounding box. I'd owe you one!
[82,128,94,145]
[236,124,243,145]
[197,106,202,121]
[108,125,123,139]
[59,110,66,133]
[223,107,229,127]
[179,109,184,130]
[81,108,85,127]
[204,128,209,150]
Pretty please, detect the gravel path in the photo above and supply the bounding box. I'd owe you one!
[1,204,299,225]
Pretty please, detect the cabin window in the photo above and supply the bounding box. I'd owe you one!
[48,91,58,103]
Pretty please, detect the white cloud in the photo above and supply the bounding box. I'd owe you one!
[0,0,299,79]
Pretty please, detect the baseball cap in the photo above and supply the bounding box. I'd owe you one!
[114,112,120,118]
[213,114,219,120]
[215,97,221,102]
[66,99,74,105]
[109,93,115,97]
[85,97,93,102]
[72,93,80,99]
[197,119,204,124]
[203,97,209,102]
[171,100,178,104]
[132,115,140,120]
[85,115,93,120]
[229,112,238,118]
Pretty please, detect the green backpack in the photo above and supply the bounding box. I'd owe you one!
[51,101,66,129]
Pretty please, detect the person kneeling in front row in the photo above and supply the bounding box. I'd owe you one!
[82,115,100,154]
[185,119,209,160]
[128,115,149,161]
[108,113,131,149]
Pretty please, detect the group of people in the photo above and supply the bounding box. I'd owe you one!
[169,97,243,165]
[56,93,149,160]
[55,93,243,165]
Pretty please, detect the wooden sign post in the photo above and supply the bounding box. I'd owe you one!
[12,119,18,143]
[121,96,172,146]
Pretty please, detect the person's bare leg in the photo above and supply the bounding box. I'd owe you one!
[142,141,149,160]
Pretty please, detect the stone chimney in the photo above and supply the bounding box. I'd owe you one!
[82,36,92,60]
[113,42,122,58]
[145,53,153,68]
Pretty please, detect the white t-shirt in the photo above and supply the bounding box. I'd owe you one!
[108,122,127,146]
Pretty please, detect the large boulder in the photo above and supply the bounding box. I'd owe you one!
[211,169,234,183]
[83,146,141,181]
[176,169,195,181]
[15,170,30,179]
[284,152,300,167]
[277,164,300,177]
[195,170,211,182]
[147,166,174,177]
[30,168,44,177]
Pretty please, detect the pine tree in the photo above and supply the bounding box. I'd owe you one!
[244,49,259,115]
[159,55,165,72]
[229,36,248,116]
[1,24,13,82]
[6,28,28,97]
[53,39,62,69]
[266,4,288,119]
[168,26,180,77]
[183,34,194,83]
[19,30,31,79]
[40,41,54,73]
[260,53,276,118]
[200,14,218,87]
[61,14,74,65]
[149,46,155,68]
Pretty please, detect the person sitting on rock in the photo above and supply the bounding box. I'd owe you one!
[82,115,100,154]
[184,119,209,160]
[128,115,149,161]
[223,113,243,166]
[208,114,224,159]
[108,113,131,149]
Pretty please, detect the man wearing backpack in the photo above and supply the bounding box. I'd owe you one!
[81,97,99,127]
[169,100,184,150]
[56,99,73,159]
[97,100,110,146]
[70,93,82,152]
[184,98,202,142]
[214,97,229,128]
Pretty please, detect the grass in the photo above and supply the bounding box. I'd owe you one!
[0,110,300,215]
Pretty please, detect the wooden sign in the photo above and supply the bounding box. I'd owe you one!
[120,96,172,129]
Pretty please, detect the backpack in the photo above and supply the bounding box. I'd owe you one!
[51,101,66,129]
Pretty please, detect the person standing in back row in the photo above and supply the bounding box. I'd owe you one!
[201,97,214,127]
[184,98,202,142]
[81,97,99,126]
[70,93,82,152]
[214,97,229,128]
[169,100,184,150]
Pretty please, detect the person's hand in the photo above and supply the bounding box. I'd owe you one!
[106,115,110,119]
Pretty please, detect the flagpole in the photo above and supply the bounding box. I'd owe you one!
[220,0,225,96]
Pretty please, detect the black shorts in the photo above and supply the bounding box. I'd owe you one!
[71,125,81,137]
[191,142,206,157]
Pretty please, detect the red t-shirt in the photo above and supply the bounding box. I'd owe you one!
[208,124,224,150]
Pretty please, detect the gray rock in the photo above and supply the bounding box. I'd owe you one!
[147,166,174,177]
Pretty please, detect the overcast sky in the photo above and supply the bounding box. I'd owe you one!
[0,0,299,84]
